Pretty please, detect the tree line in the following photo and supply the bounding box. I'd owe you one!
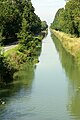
[51,0,80,37]
[0,0,48,82]
[0,0,47,45]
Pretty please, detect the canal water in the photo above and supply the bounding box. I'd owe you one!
[0,0,80,120]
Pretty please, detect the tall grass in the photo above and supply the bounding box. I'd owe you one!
[51,29,80,64]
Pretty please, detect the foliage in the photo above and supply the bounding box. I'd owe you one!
[51,0,80,37]
[0,0,47,82]
[0,46,16,82]
[0,0,42,45]
[0,0,21,44]
[41,21,48,31]
[51,8,64,31]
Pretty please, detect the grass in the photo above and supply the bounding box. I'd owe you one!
[51,29,80,64]
[4,45,19,57]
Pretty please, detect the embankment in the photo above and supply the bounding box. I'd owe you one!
[51,29,80,64]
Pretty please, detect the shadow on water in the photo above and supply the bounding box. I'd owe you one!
[0,63,34,99]
[0,63,35,119]
[0,32,44,119]
[0,35,43,98]
[51,32,80,120]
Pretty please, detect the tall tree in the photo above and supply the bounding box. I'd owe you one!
[51,0,80,37]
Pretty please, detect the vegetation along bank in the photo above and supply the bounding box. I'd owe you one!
[51,0,80,64]
[0,0,48,83]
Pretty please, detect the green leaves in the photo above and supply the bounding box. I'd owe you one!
[0,0,47,82]
[0,0,42,45]
[41,21,48,31]
[51,0,80,37]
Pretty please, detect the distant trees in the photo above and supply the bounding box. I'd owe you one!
[51,0,80,37]
[41,21,48,31]
[51,8,64,31]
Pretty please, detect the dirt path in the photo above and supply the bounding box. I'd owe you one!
[4,42,18,52]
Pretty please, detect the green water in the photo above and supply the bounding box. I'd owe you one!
[0,0,80,120]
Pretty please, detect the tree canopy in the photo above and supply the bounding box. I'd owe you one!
[0,0,46,45]
[51,0,80,37]
[0,0,48,82]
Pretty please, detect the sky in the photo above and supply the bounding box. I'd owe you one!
[31,0,66,25]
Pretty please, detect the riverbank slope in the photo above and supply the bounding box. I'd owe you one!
[51,29,80,64]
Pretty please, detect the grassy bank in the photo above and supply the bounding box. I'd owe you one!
[4,40,41,69]
[51,29,80,64]
[0,37,42,83]
[3,34,45,79]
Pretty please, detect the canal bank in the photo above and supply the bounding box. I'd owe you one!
[1,0,80,120]
[51,29,80,65]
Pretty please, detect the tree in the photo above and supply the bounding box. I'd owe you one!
[0,0,42,45]
[41,21,48,31]
[51,0,80,37]
[51,8,64,31]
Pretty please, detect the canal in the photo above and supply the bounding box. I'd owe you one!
[0,0,80,120]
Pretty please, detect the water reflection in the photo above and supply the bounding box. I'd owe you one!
[0,63,35,120]
[0,34,43,119]
[51,32,80,120]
